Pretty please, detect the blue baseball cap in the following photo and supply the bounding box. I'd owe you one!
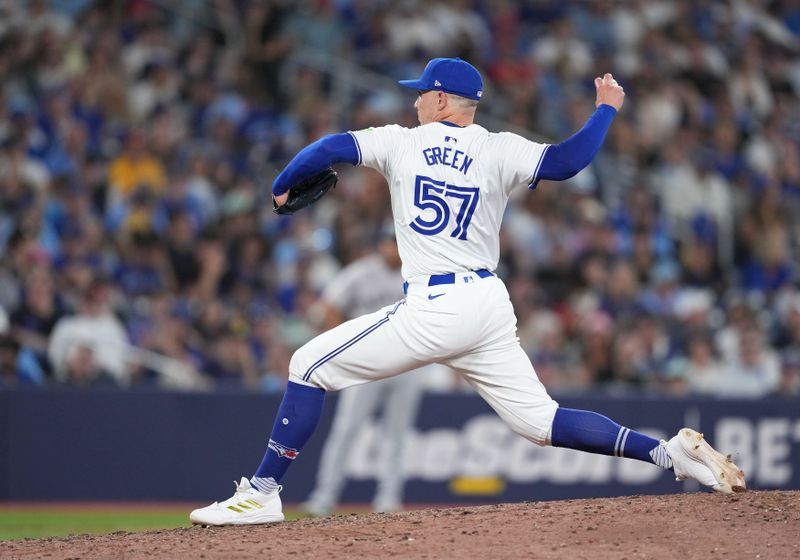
[398,58,483,101]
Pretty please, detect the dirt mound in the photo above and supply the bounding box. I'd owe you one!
[3,491,799,560]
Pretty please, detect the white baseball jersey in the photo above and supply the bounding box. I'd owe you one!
[290,120,559,449]
[349,123,548,280]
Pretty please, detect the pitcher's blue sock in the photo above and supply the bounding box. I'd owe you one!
[550,408,672,469]
[251,381,325,493]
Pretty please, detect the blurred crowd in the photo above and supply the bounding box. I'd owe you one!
[0,0,799,398]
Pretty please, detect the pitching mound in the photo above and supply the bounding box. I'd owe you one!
[3,491,799,560]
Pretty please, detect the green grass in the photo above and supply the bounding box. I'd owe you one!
[0,509,191,541]
[0,507,309,541]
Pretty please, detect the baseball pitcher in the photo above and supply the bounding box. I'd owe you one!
[191,58,745,526]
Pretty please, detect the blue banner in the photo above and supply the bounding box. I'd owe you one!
[1,389,798,503]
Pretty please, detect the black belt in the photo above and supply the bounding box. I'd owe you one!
[403,269,493,295]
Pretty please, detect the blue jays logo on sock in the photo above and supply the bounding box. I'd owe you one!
[268,439,300,460]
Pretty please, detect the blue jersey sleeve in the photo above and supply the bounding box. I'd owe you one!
[537,104,617,182]
[272,133,359,196]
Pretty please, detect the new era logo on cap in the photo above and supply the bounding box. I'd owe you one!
[398,58,484,101]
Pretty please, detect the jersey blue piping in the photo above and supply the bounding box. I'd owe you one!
[348,131,363,166]
[302,299,406,382]
[439,121,464,128]
[528,144,550,190]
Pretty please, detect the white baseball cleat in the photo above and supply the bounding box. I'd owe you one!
[190,477,285,526]
[665,428,746,494]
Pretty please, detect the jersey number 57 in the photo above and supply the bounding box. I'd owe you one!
[409,175,479,241]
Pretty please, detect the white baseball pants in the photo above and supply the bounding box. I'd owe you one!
[289,270,558,446]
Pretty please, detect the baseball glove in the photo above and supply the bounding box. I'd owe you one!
[272,168,338,215]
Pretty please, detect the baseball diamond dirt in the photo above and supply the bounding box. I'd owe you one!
[2,491,798,560]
